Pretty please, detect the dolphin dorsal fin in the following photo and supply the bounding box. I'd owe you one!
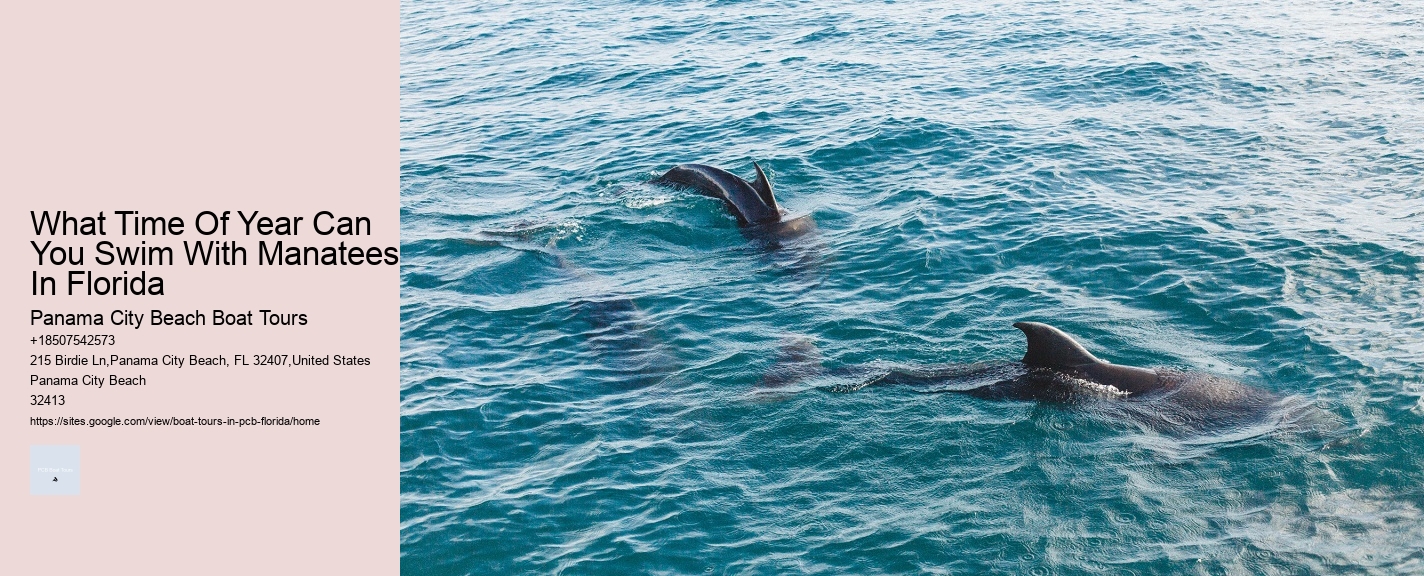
[750,161,778,212]
[1014,322,1103,368]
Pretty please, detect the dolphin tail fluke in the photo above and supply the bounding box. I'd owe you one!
[750,161,778,212]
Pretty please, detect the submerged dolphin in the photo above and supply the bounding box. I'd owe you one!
[654,163,815,240]
[783,322,1288,433]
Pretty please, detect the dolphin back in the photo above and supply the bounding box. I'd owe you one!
[1014,321,1160,395]
[656,163,782,225]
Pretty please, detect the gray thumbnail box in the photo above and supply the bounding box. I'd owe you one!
[31,445,80,495]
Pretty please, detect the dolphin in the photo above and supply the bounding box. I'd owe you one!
[654,162,815,240]
[984,322,1277,410]
[790,321,1289,434]
[537,234,673,389]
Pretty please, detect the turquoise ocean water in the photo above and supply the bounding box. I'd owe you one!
[400,1,1424,573]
